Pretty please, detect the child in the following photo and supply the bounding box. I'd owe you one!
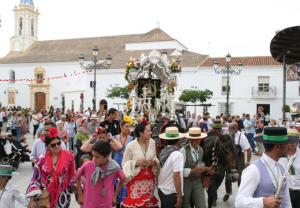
[78,154,92,208]
[20,137,31,153]
[76,140,125,208]
[0,165,29,207]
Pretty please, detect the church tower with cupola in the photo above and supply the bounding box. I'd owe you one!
[10,0,40,51]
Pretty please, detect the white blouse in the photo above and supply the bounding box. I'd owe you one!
[0,182,29,208]
[122,138,160,184]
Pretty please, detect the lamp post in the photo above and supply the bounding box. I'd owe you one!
[213,53,242,115]
[78,46,112,111]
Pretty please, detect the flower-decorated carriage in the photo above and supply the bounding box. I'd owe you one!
[125,50,181,122]
[124,50,183,148]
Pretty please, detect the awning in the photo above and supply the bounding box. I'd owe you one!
[270,26,300,64]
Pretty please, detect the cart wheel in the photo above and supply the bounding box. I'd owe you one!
[1,157,10,165]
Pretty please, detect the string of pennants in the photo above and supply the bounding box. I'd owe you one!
[0,70,93,82]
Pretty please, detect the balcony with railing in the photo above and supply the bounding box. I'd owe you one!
[252,86,276,98]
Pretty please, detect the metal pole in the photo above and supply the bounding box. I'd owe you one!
[93,56,97,111]
[283,54,286,119]
[226,63,230,115]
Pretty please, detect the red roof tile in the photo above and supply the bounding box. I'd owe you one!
[200,56,282,67]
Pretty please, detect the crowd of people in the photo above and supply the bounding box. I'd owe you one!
[0,105,299,208]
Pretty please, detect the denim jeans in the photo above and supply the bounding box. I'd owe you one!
[246,133,256,152]
[16,127,22,141]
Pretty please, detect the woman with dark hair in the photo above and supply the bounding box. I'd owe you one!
[80,127,122,153]
[122,123,160,208]
[113,120,134,207]
[26,127,76,208]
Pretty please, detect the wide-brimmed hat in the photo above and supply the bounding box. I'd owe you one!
[287,129,299,140]
[253,127,299,144]
[185,127,207,139]
[159,127,185,140]
[90,114,98,120]
[209,120,225,129]
[0,165,19,176]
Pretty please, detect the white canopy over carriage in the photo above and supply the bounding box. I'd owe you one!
[125,50,181,122]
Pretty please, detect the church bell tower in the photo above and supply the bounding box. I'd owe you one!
[10,0,40,51]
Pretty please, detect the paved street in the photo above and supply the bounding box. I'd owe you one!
[2,123,259,208]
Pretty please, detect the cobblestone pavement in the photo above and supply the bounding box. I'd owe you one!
[2,123,259,208]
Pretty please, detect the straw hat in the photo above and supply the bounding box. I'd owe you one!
[287,128,299,140]
[159,127,185,140]
[0,165,19,176]
[253,127,299,144]
[185,127,207,139]
[90,114,98,120]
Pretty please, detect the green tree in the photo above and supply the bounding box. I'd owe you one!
[106,84,130,100]
[179,86,213,104]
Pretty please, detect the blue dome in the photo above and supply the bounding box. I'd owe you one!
[20,0,34,6]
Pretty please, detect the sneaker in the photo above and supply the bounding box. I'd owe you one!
[252,150,257,153]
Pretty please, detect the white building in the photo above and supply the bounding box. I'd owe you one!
[0,0,297,120]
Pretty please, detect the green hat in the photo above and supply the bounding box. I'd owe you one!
[0,165,19,176]
[253,127,299,144]
[209,120,225,129]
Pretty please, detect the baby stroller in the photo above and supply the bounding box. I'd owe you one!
[0,136,30,169]
[8,137,31,169]
[0,137,14,165]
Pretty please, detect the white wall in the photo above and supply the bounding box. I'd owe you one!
[0,62,298,120]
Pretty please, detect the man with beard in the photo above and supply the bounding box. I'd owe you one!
[235,127,296,208]
[223,122,251,202]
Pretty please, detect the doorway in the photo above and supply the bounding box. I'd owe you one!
[35,92,46,111]
[100,99,107,111]
[256,104,270,116]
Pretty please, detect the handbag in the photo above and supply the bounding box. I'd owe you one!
[4,141,12,155]
[38,189,50,208]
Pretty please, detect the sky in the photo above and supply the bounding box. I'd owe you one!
[0,0,299,59]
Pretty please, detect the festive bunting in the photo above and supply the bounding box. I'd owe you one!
[0,70,93,82]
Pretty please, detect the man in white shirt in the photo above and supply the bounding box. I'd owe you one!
[223,122,252,201]
[158,127,185,208]
[279,129,300,208]
[0,165,29,208]
[187,113,197,128]
[235,127,297,208]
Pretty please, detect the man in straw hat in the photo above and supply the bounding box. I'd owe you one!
[0,165,29,207]
[158,127,185,208]
[279,129,300,208]
[235,127,298,208]
[180,127,209,208]
[88,114,99,134]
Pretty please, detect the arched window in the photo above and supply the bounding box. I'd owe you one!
[100,99,108,111]
[31,19,34,36]
[9,70,16,83]
[19,17,23,35]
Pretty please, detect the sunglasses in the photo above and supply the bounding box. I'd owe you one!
[49,141,61,148]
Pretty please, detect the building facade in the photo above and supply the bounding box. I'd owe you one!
[0,0,297,120]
